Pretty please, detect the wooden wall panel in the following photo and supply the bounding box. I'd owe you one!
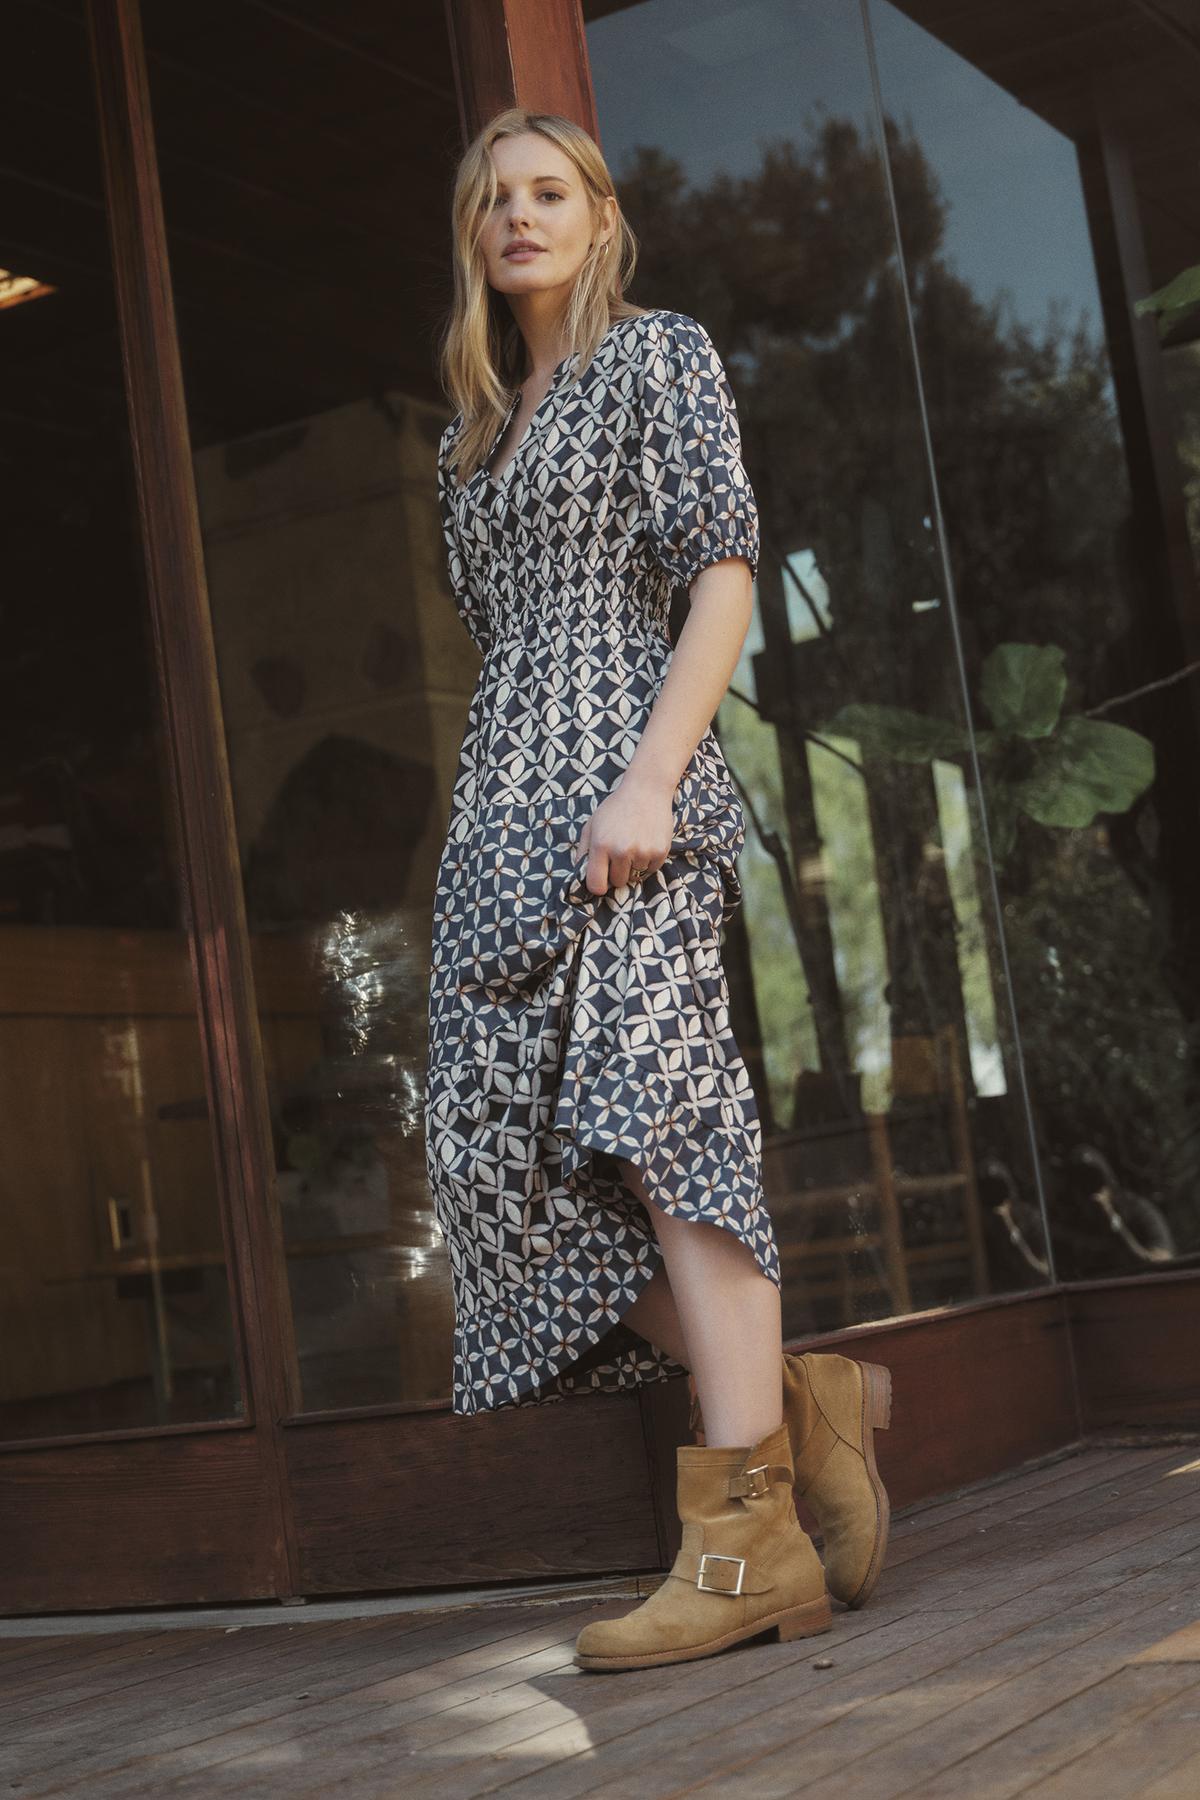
[285,1385,662,1592]
[796,1293,1082,1514]
[4,1277,1193,1611]
[0,1428,276,1613]
[283,1290,1081,1596]
[1067,1273,1200,1433]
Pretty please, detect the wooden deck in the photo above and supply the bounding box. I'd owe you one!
[3,1440,1199,1797]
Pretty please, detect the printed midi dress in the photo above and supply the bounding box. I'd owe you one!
[426,307,779,1415]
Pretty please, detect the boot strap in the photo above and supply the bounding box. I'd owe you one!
[727,1461,793,1499]
[676,1547,777,1596]
[792,1416,840,1495]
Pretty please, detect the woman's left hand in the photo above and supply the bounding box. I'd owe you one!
[574,770,675,895]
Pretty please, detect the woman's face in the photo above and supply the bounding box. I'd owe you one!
[478,132,611,314]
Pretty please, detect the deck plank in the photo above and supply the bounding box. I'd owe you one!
[1134,1746,1200,1798]
[4,1607,605,1797]
[1019,1672,1200,1797]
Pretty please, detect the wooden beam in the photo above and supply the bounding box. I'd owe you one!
[442,0,597,141]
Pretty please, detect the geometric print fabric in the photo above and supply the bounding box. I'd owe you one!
[426,308,780,1414]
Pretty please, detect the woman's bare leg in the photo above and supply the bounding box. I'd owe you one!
[620,1265,691,1369]
[619,1157,783,1449]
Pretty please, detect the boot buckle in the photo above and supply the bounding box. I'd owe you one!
[728,1462,772,1499]
[697,1552,746,1595]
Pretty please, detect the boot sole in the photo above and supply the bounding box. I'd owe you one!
[842,1359,892,1610]
[573,1592,833,1671]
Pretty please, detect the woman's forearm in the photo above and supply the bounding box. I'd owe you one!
[621,556,754,799]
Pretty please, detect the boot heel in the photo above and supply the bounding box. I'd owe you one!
[773,1594,833,1642]
[862,1361,892,1430]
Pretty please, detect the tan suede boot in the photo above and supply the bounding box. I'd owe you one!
[690,1351,892,1609]
[573,1420,831,1672]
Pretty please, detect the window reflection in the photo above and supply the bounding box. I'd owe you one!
[871,0,1200,1282]
[588,0,1200,1311]
[585,0,1084,1332]
[142,0,461,1409]
[0,13,239,1442]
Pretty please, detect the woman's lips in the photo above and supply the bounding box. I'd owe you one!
[504,247,544,261]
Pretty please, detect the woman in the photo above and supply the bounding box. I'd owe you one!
[427,106,892,1672]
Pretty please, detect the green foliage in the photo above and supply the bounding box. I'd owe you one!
[819,643,1155,863]
[814,705,967,762]
[1013,715,1155,828]
[1134,261,1200,341]
[980,643,1066,738]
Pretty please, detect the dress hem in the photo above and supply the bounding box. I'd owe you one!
[449,1211,688,1415]
[447,1112,775,1416]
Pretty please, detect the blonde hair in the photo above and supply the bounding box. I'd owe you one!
[437,107,651,485]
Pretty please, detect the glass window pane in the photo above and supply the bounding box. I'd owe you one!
[871,0,1200,1279]
[140,3,461,1409]
[584,0,1053,1331]
[0,1,241,1441]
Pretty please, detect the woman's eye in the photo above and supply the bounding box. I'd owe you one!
[489,191,563,206]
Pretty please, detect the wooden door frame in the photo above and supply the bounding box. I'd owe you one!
[85,0,300,1455]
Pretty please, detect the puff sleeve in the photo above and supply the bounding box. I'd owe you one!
[638,312,760,589]
[436,423,492,656]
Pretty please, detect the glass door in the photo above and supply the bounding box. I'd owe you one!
[135,0,465,1415]
[0,0,276,1616]
[0,3,244,1449]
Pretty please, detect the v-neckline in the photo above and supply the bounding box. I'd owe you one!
[480,353,576,490]
[474,316,627,493]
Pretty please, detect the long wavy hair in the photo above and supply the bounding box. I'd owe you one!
[437,107,651,486]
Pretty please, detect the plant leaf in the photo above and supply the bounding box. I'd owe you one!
[1133,264,1200,318]
[980,643,1067,738]
[818,703,968,762]
[1014,715,1156,826]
